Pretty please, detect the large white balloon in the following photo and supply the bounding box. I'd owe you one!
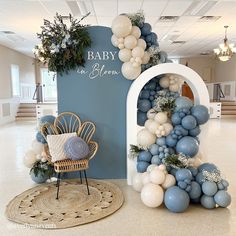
[121,62,141,80]
[137,39,147,50]
[23,149,37,168]
[142,51,150,64]
[159,76,170,88]
[141,183,164,208]
[145,119,160,134]
[31,139,44,155]
[147,109,156,119]
[154,112,168,124]
[124,35,137,49]
[150,169,166,185]
[137,128,156,147]
[132,46,145,58]
[162,174,176,189]
[111,34,119,47]
[132,173,144,192]
[118,48,132,62]
[131,26,141,39]
[111,15,132,38]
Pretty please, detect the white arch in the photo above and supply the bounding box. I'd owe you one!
[126,63,210,185]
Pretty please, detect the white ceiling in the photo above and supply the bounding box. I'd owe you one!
[1,0,236,58]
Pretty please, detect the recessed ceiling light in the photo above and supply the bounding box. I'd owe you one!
[158,16,179,22]
[171,41,186,45]
[0,31,15,34]
[198,16,221,22]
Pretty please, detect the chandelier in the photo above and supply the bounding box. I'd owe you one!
[213,26,236,62]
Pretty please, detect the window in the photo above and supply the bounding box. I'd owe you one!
[11,64,20,97]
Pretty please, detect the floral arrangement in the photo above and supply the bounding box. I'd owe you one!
[30,160,55,178]
[33,13,92,74]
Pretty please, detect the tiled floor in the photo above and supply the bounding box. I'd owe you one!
[0,119,236,236]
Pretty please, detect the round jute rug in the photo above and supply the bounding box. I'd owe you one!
[5,179,124,229]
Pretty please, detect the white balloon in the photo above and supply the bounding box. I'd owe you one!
[163,123,173,136]
[118,43,125,49]
[169,84,179,92]
[132,173,143,192]
[121,62,141,80]
[147,109,156,119]
[159,76,170,88]
[23,149,37,168]
[158,164,167,171]
[118,48,132,62]
[150,169,166,185]
[124,35,137,49]
[147,164,157,172]
[112,15,132,38]
[145,119,160,134]
[118,37,124,43]
[135,57,142,64]
[154,112,168,124]
[132,46,144,58]
[132,62,140,68]
[137,39,147,50]
[141,183,164,208]
[111,34,119,47]
[162,174,176,189]
[142,51,150,64]
[130,57,135,63]
[31,139,44,155]
[131,26,141,39]
[142,172,150,185]
[137,128,156,148]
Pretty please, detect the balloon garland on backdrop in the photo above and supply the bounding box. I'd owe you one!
[111,12,170,80]
[130,74,231,212]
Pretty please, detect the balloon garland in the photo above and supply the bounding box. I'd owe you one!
[111,12,170,80]
[130,74,231,212]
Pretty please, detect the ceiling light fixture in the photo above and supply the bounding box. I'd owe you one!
[214,26,236,62]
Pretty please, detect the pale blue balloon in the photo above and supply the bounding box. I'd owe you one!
[195,172,205,185]
[189,126,201,137]
[198,163,219,173]
[175,97,193,111]
[166,135,177,147]
[189,181,202,199]
[202,181,218,196]
[191,105,209,125]
[137,161,150,173]
[138,151,152,162]
[201,195,216,209]
[144,81,156,90]
[176,136,199,157]
[181,115,197,130]
[151,155,161,165]
[36,131,47,144]
[138,99,151,112]
[156,137,166,146]
[178,181,187,189]
[149,144,159,155]
[137,111,147,126]
[188,167,198,177]
[140,90,150,99]
[176,168,192,181]
[164,186,190,213]
[214,190,231,207]
[171,113,181,125]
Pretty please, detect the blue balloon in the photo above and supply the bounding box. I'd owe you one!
[175,97,193,111]
[149,96,154,101]
[195,172,205,185]
[137,111,147,126]
[141,23,152,36]
[181,115,197,130]
[150,90,156,96]
[145,34,152,43]
[36,131,47,144]
[189,126,201,137]
[137,161,150,173]
[156,137,166,146]
[189,181,202,199]
[191,105,209,125]
[178,181,187,189]
[171,113,181,125]
[188,167,198,177]
[145,81,156,90]
[170,168,177,176]
[164,186,190,213]
[198,163,219,173]
[140,90,150,99]
[151,155,162,165]
[202,181,218,196]
[221,179,229,188]
[149,144,159,155]
[39,115,55,125]
[214,190,231,207]
[176,136,199,157]
[176,168,192,181]
[201,195,216,209]
[217,182,225,190]
[174,125,188,136]
[138,151,152,162]
[138,99,151,112]
[166,135,177,147]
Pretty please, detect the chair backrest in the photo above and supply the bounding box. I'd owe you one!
[41,122,58,140]
[78,121,96,143]
[54,112,82,134]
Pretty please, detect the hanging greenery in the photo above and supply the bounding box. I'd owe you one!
[33,13,92,74]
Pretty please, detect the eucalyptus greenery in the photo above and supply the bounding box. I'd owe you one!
[163,153,192,169]
[33,13,92,74]
[153,93,176,113]
[127,11,145,27]
[129,144,143,159]
[30,160,55,178]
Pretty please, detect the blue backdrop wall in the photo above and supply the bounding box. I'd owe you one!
[57,26,132,178]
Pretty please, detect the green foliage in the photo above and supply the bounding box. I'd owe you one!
[127,11,145,27]
[34,13,92,74]
[154,94,176,113]
[129,144,143,159]
[163,154,188,169]
[30,160,55,178]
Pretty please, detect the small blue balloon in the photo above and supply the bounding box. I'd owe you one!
[189,126,201,137]
[188,167,198,177]
[202,181,218,196]
[140,90,150,99]
[149,144,159,155]
[138,99,151,112]
[145,34,152,43]
[176,136,199,157]
[149,96,154,101]
[166,135,177,147]
[189,181,201,199]
[217,182,224,190]
[176,168,192,181]
[156,137,166,146]
[201,195,216,209]
[221,179,229,188]
[151,155,162,165]
[159,152,165,159]
[150,90,156,96]
[181,115,197,130]
[178,181,187,189]
[191,105,209,125]
[137,161,150,173]
[141,23,152,36]
[170,168,177,176]
[214,190,231,207]
[175,125,188,136]
[171,113,181,125]
[145,81,156,90]
[137,111,147,126]
[195,172,205,185]
[175,97,193,111]
[138,151,152,162]
[36,131,47,144]
[164,186,190,213]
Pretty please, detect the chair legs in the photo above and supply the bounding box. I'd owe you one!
[79,171,82,184]
[56,172,61,200]
[83,170,90,195]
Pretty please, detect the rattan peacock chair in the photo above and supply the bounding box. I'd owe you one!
[41,112,98,200]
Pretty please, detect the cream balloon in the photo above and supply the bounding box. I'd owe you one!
[163,123,173,136]
[111,34,119,47]
[118,43,125,49]
[124,35,137,49]
[150,169,166,185]
[118,48,132,62]
[121,62,141,80]
[142,172,150,185]
[132,173,144,192]
[111,15,132,38]
[159,76,170,88]
[147,109,156,119]
[131,26,141,39]
[137,39,147,49]
[31,139,44,155]
[145,119,160,134]
[142,51,150,64]
[141,183,164,208]
[23,149,37,168]
[135,57,142,64]
[161,174,176,189]
[169,84,179,92]
[132,46,145,58]
[118,37,124,43]
[154,112,168,124]
[158,164,166,171]
[147,164,157,172]
[137,128,156,148]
